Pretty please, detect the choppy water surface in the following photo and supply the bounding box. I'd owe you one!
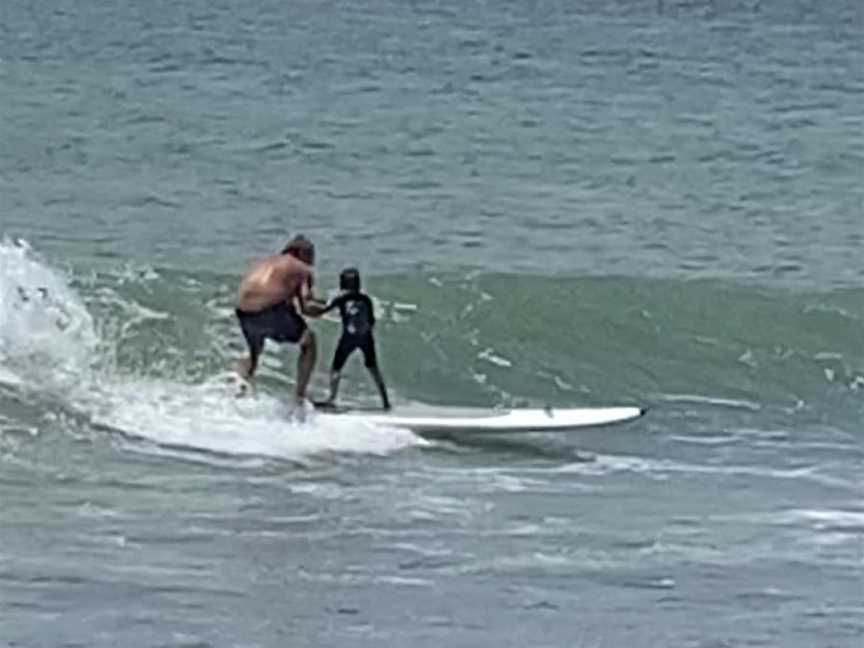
[1,1,862,646]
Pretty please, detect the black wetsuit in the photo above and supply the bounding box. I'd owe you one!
[326,292,378,371]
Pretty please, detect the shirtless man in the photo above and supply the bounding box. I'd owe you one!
[235,235,326,405]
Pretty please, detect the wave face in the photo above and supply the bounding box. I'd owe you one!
[1,239,862,647]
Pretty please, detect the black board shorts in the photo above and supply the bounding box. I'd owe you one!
[236,302,306,349]
[331,333,378,372]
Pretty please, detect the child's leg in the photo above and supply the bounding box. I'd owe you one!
[361,335,390,409]
[327,370,342,404]
[368,366,390,410]
[326,335,354,404]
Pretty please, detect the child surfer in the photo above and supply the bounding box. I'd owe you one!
[319,268,390,410]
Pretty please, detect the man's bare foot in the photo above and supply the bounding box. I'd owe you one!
[290,398,313,422]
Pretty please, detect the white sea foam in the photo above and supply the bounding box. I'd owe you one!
[0,239,425,461]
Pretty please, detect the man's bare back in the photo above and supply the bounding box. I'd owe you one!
[237,253,312,313]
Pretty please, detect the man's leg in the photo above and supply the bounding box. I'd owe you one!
[295,329,317,403]
[237,350,260,379]
[237,316,264,380]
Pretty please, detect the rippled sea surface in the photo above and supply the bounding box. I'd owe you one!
[1,1,862,646]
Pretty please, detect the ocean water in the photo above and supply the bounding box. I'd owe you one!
[1,1,863,646]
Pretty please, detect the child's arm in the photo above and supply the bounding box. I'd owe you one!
[364,294,376,327]
[321,293,344,316]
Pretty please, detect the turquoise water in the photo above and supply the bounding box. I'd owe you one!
[1,1,863,646]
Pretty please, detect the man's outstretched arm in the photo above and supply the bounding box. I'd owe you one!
[297,276,328,317]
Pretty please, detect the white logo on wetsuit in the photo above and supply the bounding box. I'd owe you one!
[346,301,359,334]
[344,299,370,336]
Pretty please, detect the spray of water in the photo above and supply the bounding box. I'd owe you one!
[0,239,425,461]
[0,239,99,390]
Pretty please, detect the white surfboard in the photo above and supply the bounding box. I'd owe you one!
[314,403,645,434]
